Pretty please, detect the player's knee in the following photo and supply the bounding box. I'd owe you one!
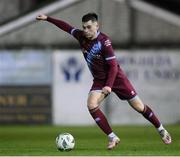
[87,101,99,110]
[131,102,144,113]
[134,104,144,113]
[128,96,144,113]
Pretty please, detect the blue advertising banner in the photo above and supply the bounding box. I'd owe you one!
[0,50,52,85]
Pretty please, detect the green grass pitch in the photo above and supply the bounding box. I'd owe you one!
[0,125,179,156]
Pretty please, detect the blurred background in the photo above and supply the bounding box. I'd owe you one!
[0,0,179,126]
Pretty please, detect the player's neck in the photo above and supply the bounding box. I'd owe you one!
[89,31,100,40]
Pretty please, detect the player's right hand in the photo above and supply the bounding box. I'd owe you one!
[102,86,112,95]
[36,14,47,21]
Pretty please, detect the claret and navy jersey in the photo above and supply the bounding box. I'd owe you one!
[72,29,120,88]
[47,17,136,100]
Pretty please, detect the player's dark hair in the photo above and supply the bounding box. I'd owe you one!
[82,12,98,22]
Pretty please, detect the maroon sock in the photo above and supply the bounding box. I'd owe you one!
[89,107,112,135]
[142,105,161,128]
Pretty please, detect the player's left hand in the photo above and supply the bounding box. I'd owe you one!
[102,86,112,95]
[36,14,47,21]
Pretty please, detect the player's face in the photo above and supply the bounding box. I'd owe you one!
[82,20,99,40]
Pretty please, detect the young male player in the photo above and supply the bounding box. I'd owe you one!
[36,12,172,150]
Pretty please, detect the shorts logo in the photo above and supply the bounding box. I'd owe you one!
[131,91,135,95]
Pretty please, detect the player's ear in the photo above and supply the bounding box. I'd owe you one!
[96,22,99,30]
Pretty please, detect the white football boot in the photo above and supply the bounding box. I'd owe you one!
[107,136,120,150]
[159,129,172,144]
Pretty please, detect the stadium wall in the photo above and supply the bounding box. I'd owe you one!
[0,0,35,24]
[0,49,179,125]
[52,49,180,125]
[0,50,52,124]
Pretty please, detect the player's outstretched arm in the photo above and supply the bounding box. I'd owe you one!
[36,14,74,34]
[36,14,47,21]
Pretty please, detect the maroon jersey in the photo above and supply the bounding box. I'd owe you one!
[72,29,121,88]
[47,17,136,100]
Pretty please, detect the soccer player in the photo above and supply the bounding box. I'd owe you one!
[36,12,172,150]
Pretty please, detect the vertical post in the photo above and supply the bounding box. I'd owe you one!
[126,0,136,48]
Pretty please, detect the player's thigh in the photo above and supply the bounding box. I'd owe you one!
[87,91,105,110]
[128,96,144,112]
[113,76,136,100]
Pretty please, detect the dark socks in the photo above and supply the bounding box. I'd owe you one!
[89,107,112,135]
[142,105,161,128]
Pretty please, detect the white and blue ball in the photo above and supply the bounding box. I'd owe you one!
[56,133,75,151]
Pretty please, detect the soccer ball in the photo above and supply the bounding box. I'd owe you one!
[56,133,75,151]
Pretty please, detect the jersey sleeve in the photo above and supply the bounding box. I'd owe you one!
[102,38,118,88]
[70,28,83,41]
[47,17,83,41]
